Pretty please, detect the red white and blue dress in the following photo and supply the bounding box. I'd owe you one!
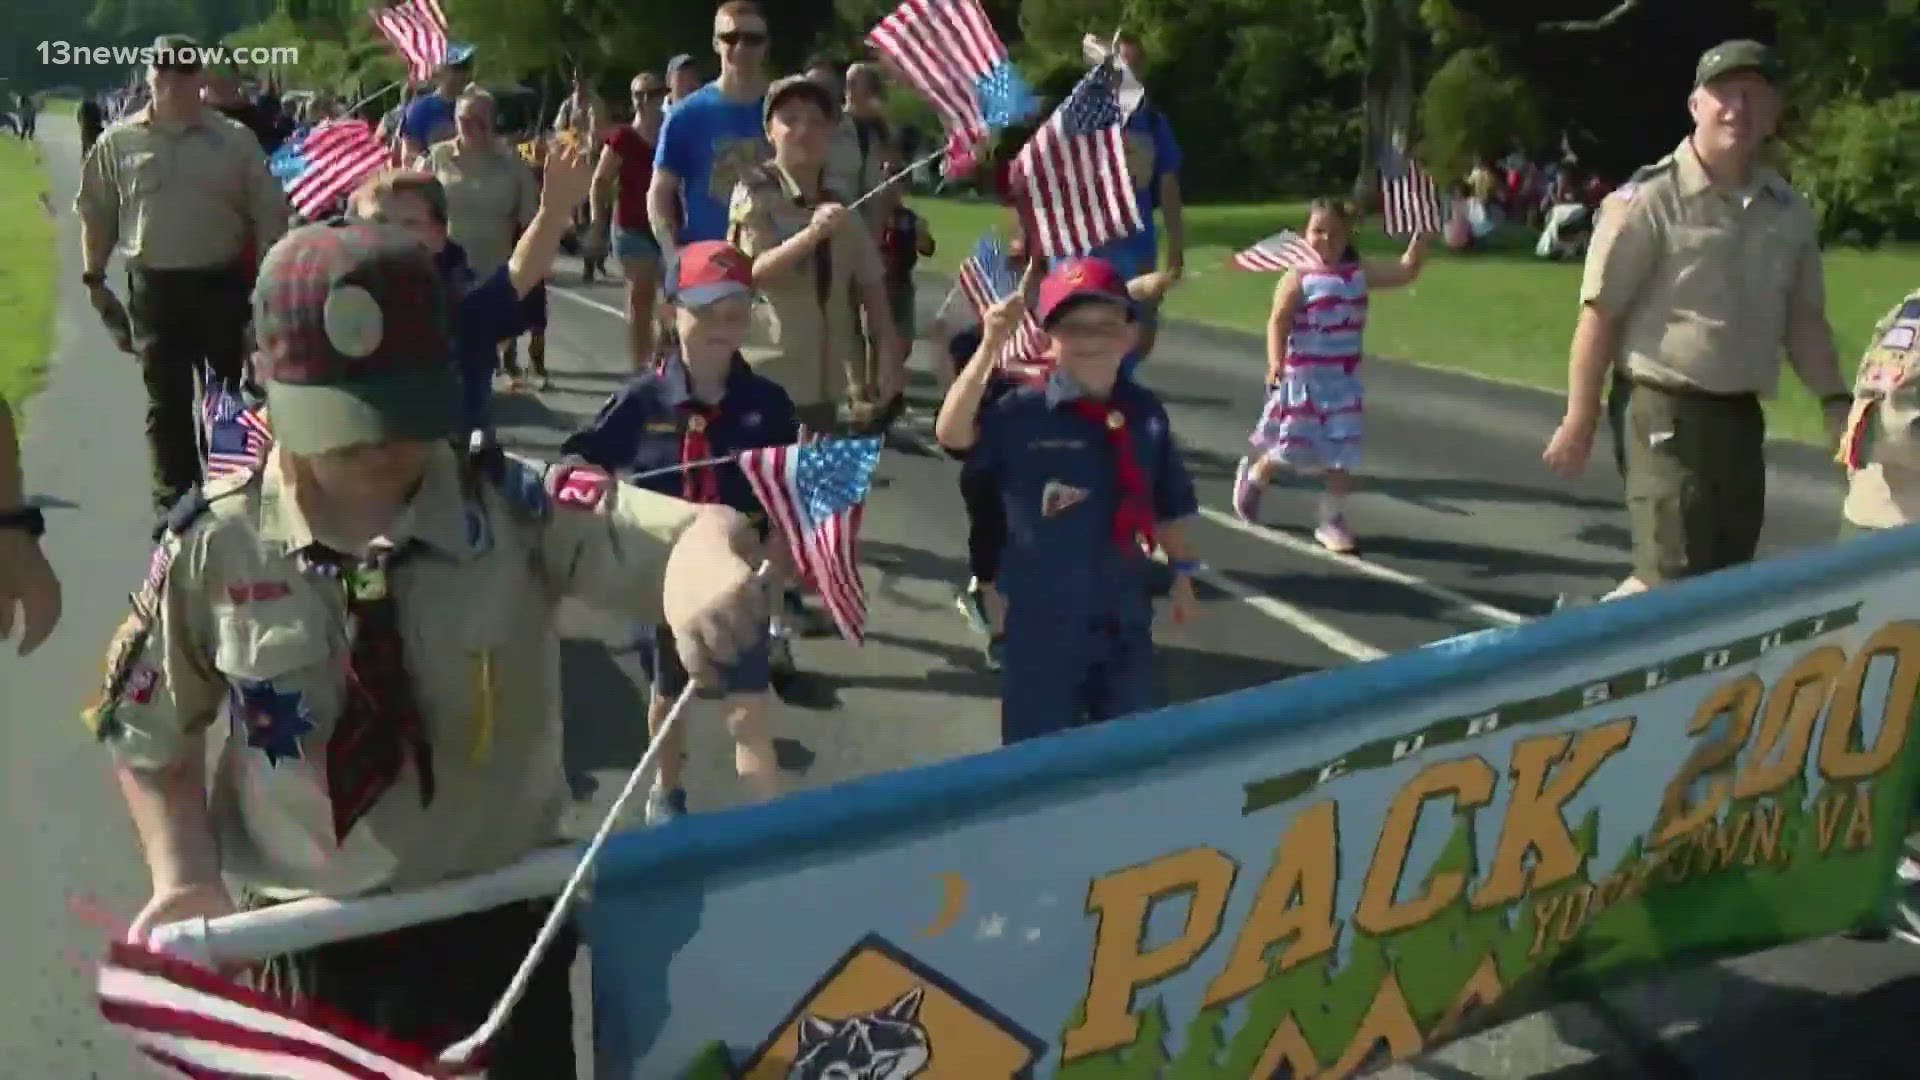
[1249,263,1368,473]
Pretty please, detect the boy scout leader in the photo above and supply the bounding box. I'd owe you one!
[1542,39,1849,601]
[83,221,772,1073]
[935,258,1201,746]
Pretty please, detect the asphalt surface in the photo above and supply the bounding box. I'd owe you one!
[3,115,1916,1078]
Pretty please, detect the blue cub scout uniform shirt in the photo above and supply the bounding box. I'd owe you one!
[560,354,799,517]
[967,372,1199,624]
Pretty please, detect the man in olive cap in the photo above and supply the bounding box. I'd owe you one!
[1545,38,1847,602]
[86,219,771,1072]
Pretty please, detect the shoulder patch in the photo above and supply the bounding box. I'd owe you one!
[478,450,551,519]
[548,463,613,510]
[728,181,756,221]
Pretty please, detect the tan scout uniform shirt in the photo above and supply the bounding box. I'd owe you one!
[74,106,287,271]
[1580,138,1825,397]
[728,164,887,408]
[1842,291,1920,528]
[426,137,541,280]
[85,444,698,899]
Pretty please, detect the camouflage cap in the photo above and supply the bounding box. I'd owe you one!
[251,221,460,454]
[1695,40,1783,88]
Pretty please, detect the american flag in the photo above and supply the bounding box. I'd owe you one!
[371,0,450,85]
[1379,148,1446,237]
[98,941,482,1079]
[1232,230,1325,273]
[867,0,1036,147]
[1080,33,1146,117]
[286,120,392,220]
[200,377,273,481]
[957,233,1046,367]
[1010,59,1142,257]
[739,438,883,644]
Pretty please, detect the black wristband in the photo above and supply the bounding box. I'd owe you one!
[0,506,46,539]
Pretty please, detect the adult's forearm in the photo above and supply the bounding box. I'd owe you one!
[1564,306,1618,424]
[79,215,116,277]
[0,402,24,509]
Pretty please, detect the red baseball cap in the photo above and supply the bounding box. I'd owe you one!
[1035,258,1134,327]
[664,241,754,307]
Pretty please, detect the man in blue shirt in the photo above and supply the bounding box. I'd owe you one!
[399,44,476,162]
[348,141,595,446]
[559,240,798,823]
[647,0,772,261]
[1096,36,1186,377]
[935,258,1202,745]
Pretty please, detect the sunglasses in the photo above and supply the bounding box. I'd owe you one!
[717,30,768,47]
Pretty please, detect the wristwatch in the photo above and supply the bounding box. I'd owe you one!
[0,506,46,539]
[80,271,106,288]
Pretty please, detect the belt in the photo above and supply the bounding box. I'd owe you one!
[1624,374,1758,403]
[128,259,245,277]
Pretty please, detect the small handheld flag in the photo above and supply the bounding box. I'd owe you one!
[739,438,882,643]
[867,0,1037,148]
[957,233,1046,367]
[1011,59,1142,257]
[1232,230,1325,273]
[286,120,391,220]
[1378,146,1446,237]
[200,375,273,481]
[370,0,450,85]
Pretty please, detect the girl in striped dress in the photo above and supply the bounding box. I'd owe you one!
[1232,199,1426,553]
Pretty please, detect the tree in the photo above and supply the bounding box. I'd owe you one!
[1418,45,1542,180]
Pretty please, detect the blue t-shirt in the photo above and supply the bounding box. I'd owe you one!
[653,82,770,243]
[401,94,457,151]
[1088,106,1182,280]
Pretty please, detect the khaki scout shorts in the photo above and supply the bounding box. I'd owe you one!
[1623,382,1766,585]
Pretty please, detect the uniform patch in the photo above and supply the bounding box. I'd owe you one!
[495,456,550,517]
[225,580,292,605]
[1899,299,1920,322]
[130,540,177,622]
[1041,480,1090,517]
[123,664,160,705]
[1880,325,1916,352]
[551,464,613,510]
[233,680,315,767]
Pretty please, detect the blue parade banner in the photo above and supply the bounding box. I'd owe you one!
[584,526,1920,1078]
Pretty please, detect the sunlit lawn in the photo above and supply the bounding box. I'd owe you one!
[0,137,56,408]
[911,196,1920,445]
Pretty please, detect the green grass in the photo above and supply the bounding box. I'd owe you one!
[911,197,1920,445]
[0,137,56,408]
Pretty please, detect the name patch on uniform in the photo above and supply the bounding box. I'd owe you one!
[551,464,613,510]
[1042,481,1091,517]
[226,580,292,605]
[1880,325,1916,352]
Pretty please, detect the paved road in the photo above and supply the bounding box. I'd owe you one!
[3,114,1915,1078]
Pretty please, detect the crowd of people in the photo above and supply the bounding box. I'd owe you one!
[2,10,1919,1068]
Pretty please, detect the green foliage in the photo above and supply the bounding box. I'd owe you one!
[1788,91,1920,245]
[1417,45,1540,181]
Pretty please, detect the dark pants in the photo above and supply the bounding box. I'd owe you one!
[127,262,250,510]
[1000,613,1155,745]
[249,896,577,1077]
[959,464,1005,581]
[1623,380,1766,585]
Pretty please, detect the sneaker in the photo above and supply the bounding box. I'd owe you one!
[1231,458,1263,523]
[955,579,991,635]
[645,786,687,826]
[536,376,554,393]
[1314,516,1358,554]
[985,634,1005,671]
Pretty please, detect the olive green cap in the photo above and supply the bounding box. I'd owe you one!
[1695,40,1783,88]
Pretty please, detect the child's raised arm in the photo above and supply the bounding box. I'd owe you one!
[1364,233,1428,290]
[1265,270,1306,385]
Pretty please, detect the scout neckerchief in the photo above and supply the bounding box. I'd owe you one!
[678,402,723,503]
[303,539,436,844]
[1053,374,1155,552]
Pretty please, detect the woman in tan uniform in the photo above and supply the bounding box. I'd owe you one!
[425,89,546,389]
[726,75,900,435]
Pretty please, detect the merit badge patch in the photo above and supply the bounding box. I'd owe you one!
[550,464,613,510]
[1041,480,1091,517]
[232,680,315,767]
[1880,325,1916,352]
[123,664,160,706]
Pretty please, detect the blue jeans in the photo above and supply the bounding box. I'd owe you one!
[613,227,661,264]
